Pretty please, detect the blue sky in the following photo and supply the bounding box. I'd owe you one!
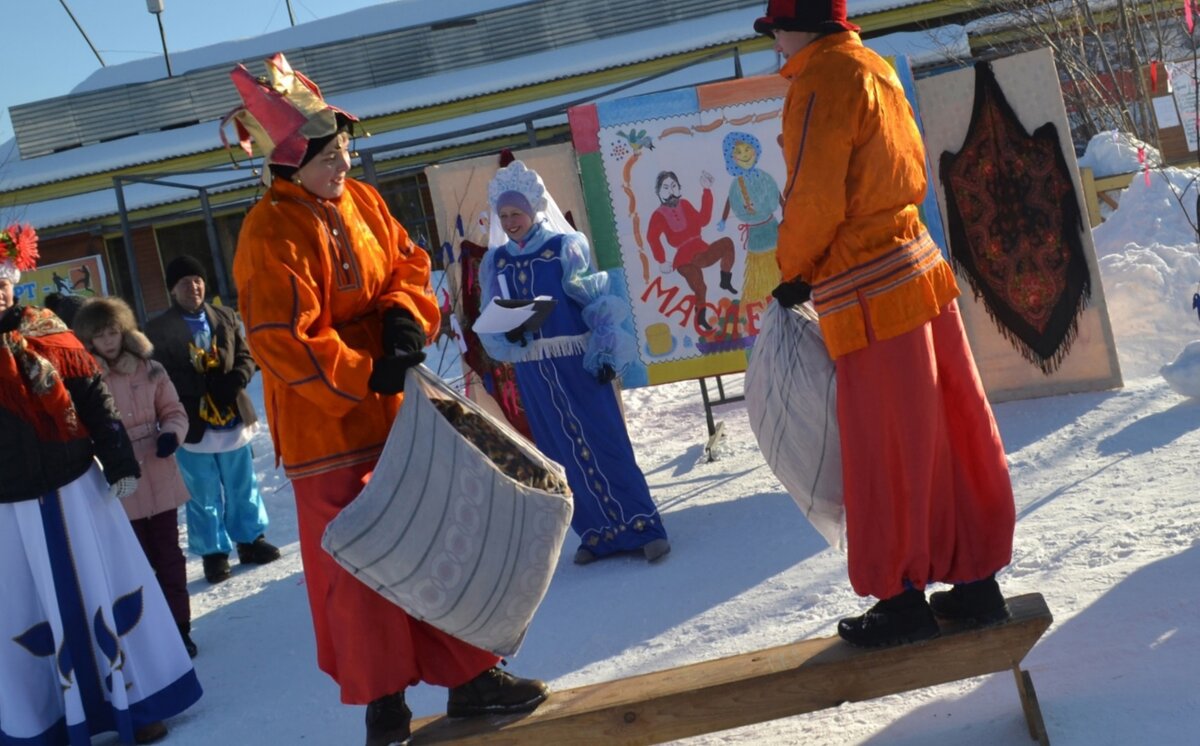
[1,0,390,144]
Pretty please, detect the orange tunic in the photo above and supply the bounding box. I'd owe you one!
[233,177,440,479]
[776,31,959,359]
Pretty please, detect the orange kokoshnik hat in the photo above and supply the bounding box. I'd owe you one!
[220,52,357,173]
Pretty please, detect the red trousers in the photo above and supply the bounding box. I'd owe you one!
[292,461,500,704]
[835,300,1015,600]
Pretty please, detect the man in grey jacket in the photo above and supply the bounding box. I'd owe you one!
[146,255,279,583]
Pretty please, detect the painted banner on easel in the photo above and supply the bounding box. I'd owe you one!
[569,61,940,388]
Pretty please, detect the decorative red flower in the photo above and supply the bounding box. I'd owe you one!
[1,223,39,271]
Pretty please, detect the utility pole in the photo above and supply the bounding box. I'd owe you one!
[146,0,173,78]
[56,0,105,66]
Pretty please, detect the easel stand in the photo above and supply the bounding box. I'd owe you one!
[697,375,743,461]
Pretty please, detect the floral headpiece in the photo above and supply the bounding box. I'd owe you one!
[0,223,39,283]
[487,160,549,216]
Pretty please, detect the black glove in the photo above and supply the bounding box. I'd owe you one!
[381,308,427,357]
[368,351,426,395]
[156,432,179,458]
[504,324,528,346]
[596,363,616,384]
[0,304,22,333]
[771,277,813,308]
[206,370,245,408]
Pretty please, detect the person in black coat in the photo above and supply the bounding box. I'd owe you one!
[145,255,279,583]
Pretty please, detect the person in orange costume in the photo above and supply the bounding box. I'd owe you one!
[225,54,548,746]
[755,0,1017,648]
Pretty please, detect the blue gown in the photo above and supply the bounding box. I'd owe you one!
[478,223,668,557]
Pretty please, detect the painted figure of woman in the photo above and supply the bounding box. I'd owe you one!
[719,131,783,314]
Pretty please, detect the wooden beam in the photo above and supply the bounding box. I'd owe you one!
[411,593,1053,745]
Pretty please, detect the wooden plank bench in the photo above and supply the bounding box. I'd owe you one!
[410,593,1052,745]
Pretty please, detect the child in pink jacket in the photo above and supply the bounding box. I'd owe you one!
[74,296,198,658]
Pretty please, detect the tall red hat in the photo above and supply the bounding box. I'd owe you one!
[220,53,357,168]
[754,0,860,37]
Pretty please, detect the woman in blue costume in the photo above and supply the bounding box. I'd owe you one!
[0,224,201,745]
[477,160,670,566]
[718,131,783,315]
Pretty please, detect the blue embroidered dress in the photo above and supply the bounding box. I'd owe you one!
[478,223,668,556]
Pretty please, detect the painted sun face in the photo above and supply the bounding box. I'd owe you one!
[732,140,757,170]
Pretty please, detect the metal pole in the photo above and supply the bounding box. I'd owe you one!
[155,12,173,77]
[360,152,378,189]
[57,0,105,66]
[113,178,149,323]
[198,188,231,303]
[285,0,297,26]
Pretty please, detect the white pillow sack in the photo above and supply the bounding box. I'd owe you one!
[745,301,846,550]
[322,365,573,657]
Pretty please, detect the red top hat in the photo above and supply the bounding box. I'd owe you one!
[754,0,860,36]
[220,53,357,168]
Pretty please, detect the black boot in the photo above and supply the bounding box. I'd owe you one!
[202,553,231,584]
[236,535,281,565]
[446,666,549,718]
[719,271,738,294]
[178,623,198,658]
[695,309,712,331]
[365,691,411,746]
[837,588,940,648]
[929,575,1010,627]
[133,722,167,745]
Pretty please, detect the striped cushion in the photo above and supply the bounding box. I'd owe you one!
[745,302,845,550]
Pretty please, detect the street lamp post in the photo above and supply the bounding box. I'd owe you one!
[146,0,172,78]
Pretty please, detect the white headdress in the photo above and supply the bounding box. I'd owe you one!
[487,160,575,248]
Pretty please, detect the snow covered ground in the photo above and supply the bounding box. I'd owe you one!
[144,133,1199,744]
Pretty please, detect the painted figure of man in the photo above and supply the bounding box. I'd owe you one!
[647,170,738,331]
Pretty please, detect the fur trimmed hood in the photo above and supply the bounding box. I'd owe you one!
[72,296,154,361]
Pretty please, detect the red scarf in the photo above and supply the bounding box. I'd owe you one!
[0,306,100,442]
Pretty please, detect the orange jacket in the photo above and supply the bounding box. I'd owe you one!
[233,178,439,479]
[777,32,959,358]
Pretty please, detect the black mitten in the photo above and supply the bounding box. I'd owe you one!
[206,370,244,408]
[367,351,426,395]
[381,308,427,357]
[771,277,813,308]
[596,363,616,384]
[156,432,179,458]
[504,324,528,346]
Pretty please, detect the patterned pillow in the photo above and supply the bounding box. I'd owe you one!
[321,366,572,656]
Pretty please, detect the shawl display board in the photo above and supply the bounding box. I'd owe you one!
[916,48,1122,401]
[425,143,588,418]
[321,365,573,657]
[568,65,945,388]
[939,61,1091,375]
